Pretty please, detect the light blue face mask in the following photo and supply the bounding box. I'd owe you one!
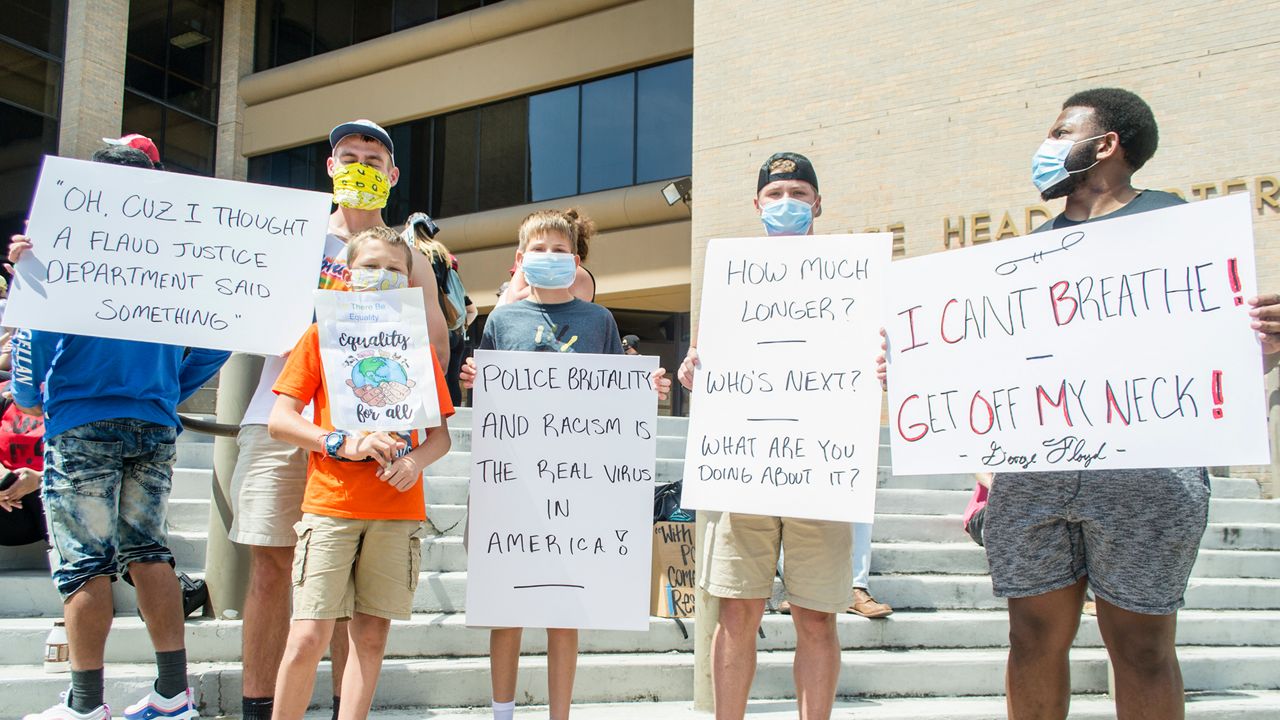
[521,251,578,289]
[760,197,814,236]
[1032,134,1104,192]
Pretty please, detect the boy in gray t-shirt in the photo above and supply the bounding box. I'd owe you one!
[480,297,623,355]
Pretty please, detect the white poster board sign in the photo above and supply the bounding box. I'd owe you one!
[6,155,331,355]
[466,350,658,631]
[681,234,892,523]
[314,288,441,431]
[886,193,1269,474]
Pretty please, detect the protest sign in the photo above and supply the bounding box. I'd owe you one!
[886,194,1269,474]
[465,350,659,631]
[6,155,331,355]
[650,521,695,618]
[681,234,892,524]
[314,288,440,432]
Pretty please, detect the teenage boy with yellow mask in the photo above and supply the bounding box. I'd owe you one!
[230,120,450,720]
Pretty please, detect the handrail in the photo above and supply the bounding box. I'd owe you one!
[178,413,240,438]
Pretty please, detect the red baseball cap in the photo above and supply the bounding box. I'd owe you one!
[102,134,161,166]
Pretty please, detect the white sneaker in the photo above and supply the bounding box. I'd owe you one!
[123,687,198,720]
[22,691,110,720]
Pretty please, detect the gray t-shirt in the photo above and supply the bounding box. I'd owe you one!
[480,298,623,355]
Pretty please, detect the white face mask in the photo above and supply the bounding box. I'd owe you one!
[1031,134,1105,192]
[348,267,409,292]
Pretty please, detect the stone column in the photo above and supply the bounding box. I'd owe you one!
[57,0,128,158]
[203,0,258,619]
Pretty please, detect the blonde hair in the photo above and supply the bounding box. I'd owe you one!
[347,226,413,272]
[402,221,452,267]
[517,208,594,262]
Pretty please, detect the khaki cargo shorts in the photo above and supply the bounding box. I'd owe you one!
[229,424,308,547]
[291,513,425,621]
[699,512,853,614]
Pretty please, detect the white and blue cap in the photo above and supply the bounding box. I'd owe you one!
[329,119,395,163]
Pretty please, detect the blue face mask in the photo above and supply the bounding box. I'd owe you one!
[1031,134,1104,192]
[521,251,577,289]
[760,197,814,236]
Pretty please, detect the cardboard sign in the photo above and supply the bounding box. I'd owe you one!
[650,521,695,618]
[681,235,892,523]
[314,288,441,431]
[465,350,659,631]
[886,194,1269,474]
[6,156,330,355]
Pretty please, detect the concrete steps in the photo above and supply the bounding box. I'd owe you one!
[2,646,1279,715]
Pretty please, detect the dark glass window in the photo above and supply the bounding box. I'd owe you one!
[432,109,478,217]
[579,73,635,194]
[2,0,67,56]
[0,0,65,257]
[247,58,692,220]
[636,58,692,184]
[528,86,578,201]
[478,98,528,210]
[124,0,223,176]
[255,0,504,71]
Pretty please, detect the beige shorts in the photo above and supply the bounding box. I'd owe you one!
[291,513,424,621]
[229,424,308,547]
[699,512,853,614]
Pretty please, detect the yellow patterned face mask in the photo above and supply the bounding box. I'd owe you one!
[332,162,391,210]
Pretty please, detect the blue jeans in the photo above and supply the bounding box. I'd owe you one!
[43,419,177,597]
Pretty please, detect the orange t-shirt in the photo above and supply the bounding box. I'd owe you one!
[273,324,455,521]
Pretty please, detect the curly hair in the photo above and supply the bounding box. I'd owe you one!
[1063,88,1159,171]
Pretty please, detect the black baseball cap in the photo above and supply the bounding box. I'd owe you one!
[621,335,640,350]
[757,152,818,193]
[329,119,395,160]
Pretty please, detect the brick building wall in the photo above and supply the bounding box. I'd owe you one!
[691,0,1280,495]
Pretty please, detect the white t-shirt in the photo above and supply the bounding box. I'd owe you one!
[241,233,348,426]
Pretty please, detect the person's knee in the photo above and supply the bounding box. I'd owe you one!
[1008,609,1076,656]
[1106,628,1177,674]
[717,599,764,636]
[285,623,332,661]
[790,607,837,642]
[250,546,294,583]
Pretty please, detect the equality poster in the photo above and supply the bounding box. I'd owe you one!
[465,350,659,631]
[886,193,1269,474]
[6,156,330,355]
[681,234,892,524]
[314,288,441,431]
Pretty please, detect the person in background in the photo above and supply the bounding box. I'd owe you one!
[401,214,471,406]
[0,376,46,548]
[621,335,640,356]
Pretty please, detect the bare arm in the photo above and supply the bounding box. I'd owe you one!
[267,393,404,463]
[378,418,452,492]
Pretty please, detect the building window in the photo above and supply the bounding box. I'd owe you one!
[248,57,693,221]
[124,0,223,176]
[0,0,67,249]
[255,0,504,71]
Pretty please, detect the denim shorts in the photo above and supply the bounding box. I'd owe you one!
[43,419,177,597]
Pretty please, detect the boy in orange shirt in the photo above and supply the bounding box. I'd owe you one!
[267,226,454,720]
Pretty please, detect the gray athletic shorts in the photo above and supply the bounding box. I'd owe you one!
[984,467,1210,615]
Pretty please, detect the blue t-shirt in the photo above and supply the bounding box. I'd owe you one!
[480,299,623,355]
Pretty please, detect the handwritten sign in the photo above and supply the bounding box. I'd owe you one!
[5,156,330,355]
[681,235,892,524]
[465,350,659,631]
[887,194,1269,474]
[650,521,695,618]
[314,288,440,431]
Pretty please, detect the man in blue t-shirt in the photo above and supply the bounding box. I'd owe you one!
[11,144,229,720]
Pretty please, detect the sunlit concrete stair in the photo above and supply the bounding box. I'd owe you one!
[1,407,1278,718]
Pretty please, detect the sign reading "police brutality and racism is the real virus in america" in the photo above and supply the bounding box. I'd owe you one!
[886,193,1270,474]
[466,350,659,631]
[681,234,892,524]
[6,156,331,355]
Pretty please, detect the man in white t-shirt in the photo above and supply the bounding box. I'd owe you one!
[230,119,450,720]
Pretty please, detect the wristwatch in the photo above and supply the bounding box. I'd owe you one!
[324,430,350,460]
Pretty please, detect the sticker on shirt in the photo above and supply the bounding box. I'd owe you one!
[315,287,441,432]
[532,321,580,352]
